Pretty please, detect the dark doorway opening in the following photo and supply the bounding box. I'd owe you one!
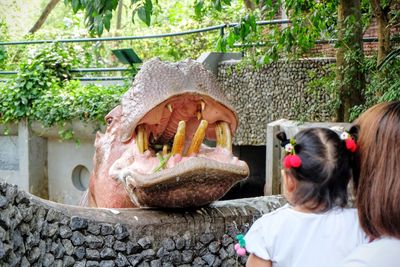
[221,145,266,200]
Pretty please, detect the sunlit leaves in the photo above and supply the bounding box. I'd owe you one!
[194,0,204,18]
[0,43,129,136]
[137,0,153,26]
[65,0,119,36]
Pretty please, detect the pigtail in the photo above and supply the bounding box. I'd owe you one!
[348,125,360,194]
[276,131,290,147]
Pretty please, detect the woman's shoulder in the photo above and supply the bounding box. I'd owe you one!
[342,237,400,267]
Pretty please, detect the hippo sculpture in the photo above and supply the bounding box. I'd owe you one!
[85,58,249,208]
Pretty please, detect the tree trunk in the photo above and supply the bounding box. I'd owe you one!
[370,0,391,65]
[116,0,123,30]
[244,0,255,10]
[335,0,365,122]
[28,0,61,34]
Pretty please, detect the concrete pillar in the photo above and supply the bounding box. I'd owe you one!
[17,120,48,198]
[265,119,286,195]
[197,52,243,75]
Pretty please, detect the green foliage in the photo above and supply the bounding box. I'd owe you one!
[0,19,10,70]
[215,0,338,63]
[0,43,129,137]
[298,64,339,122]
[64,0,157,35]
[32,81,127,128]
[349,53,400,121]
[0,43,76,123]
[64,0,119,35]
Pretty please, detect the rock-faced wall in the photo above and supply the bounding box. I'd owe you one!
[0,181,286,266]
[218,58,336,145]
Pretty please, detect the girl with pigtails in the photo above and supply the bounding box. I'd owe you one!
[243,127,368,267]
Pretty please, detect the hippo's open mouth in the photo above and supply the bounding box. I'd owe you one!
[110,93,248,208]
[93,58,249,208]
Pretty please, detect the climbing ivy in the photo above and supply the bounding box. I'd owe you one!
[0,43,129,138]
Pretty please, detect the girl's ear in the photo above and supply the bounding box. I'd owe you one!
[282,170,296,193]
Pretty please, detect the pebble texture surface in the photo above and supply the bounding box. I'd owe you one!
[217,58,335,145]
[0,181,286,266]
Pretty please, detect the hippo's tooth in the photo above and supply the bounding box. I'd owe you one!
[167,104,173,113]
[171,121,186,155]
[216,121,232,152]
[186,120,208,156]
[215,122,224,148]
[162,144,169,156]
[136,125,147,154]
[196,101,205,120]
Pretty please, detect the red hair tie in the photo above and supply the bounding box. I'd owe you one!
[283,139,302,168]
[340,132,357,152]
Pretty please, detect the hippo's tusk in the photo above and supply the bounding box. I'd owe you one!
[216,121,232,152]
[171,121,186,156]
[162,144,169,156]
[186,120,208,156]
[136,125,147,154]
[215,122,224,148]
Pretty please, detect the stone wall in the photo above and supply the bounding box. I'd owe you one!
[0,181,286,266]
[217,58,336,146]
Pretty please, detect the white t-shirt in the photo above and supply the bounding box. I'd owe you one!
[244,204,368,267]
[341,237,400,267]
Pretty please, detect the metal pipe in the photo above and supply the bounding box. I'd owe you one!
[70,67,129,73]
[77,77,128,81]
[0,71,18,75]
[0,20,291,46]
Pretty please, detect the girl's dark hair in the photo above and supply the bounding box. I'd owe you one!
[277,128,353,211]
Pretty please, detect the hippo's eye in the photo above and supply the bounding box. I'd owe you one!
[106,117,113,126]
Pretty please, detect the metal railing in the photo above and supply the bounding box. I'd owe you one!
[0,20,290,46]
[0,18,383,82]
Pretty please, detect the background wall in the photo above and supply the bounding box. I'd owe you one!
[217,58,335,146]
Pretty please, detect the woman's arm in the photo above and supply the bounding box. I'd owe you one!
[246,253,272,267]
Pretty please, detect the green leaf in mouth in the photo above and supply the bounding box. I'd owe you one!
[153,153,171,173]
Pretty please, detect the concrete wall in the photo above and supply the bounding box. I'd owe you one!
[0,121,96,205]
[0,181,286,266]
[47,139,94,204]
[0,121,47,199]
[217,58,336,146]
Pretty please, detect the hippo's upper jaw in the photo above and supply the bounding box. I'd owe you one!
[91,58,249,209]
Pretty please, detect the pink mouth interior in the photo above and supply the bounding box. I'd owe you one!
[110,94,246,178]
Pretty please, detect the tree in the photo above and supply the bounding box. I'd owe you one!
[116,0,124,31]
[62,0,398,121]
[335,0,365,121]
[28,0,61,34]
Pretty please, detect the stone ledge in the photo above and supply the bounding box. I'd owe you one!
[0,180,286,266]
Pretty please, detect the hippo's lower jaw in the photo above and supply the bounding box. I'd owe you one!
[109,93,249,208]
[121,158,249,208]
